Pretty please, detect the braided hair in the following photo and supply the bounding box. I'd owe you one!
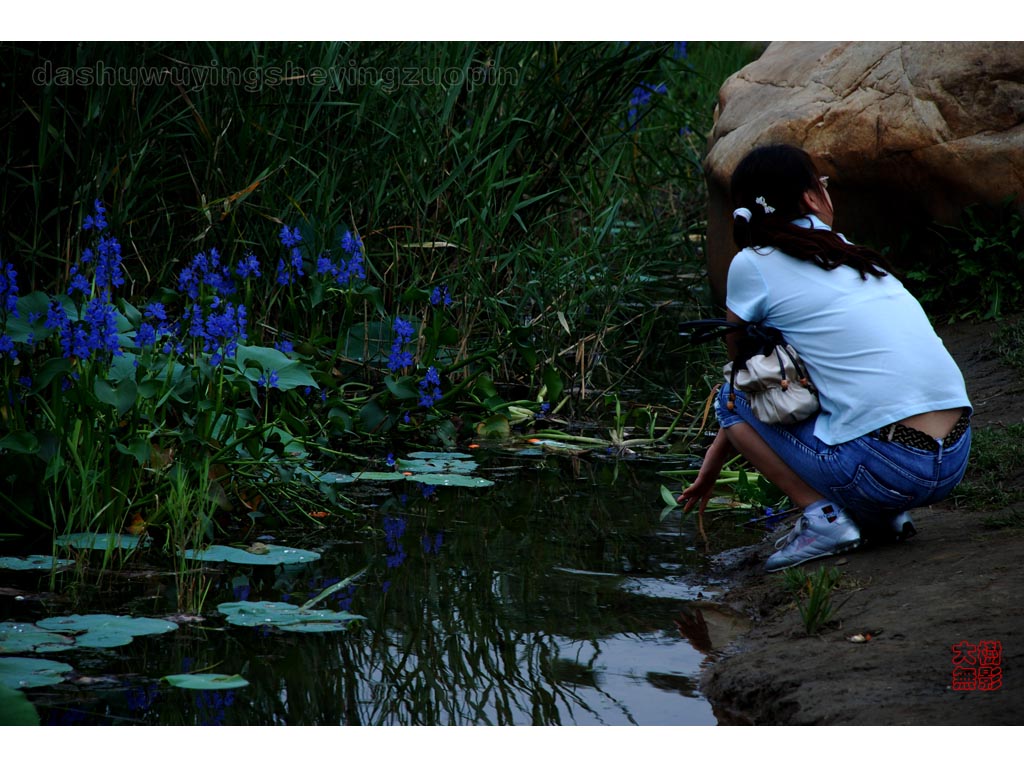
[730,145,892,279]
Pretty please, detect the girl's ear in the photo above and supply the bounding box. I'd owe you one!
[801,187,834,225]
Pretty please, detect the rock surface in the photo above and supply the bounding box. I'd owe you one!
[704,42,1024,301]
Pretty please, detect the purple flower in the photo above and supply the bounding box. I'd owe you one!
[627,82,668,130]
[429,284,452,307]
[0,334,16,361]
[277,225,304,283]
[315,231,366,286]
[178,250,233,298]
[279,225,302,248]
[1,260,20,314]
[236,252,261,279]
[387,317,416,371]
[417,366,442,407]
[82,199,108,232]
[135,322,157,348]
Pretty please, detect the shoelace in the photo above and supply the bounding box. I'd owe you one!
[773,516,808,550]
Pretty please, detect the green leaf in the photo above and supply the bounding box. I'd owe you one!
[182,544,321,566]
[542,365,564,404]
[351,471,406,482]
[405,473,494,488]
[0,683,41,724]
[384,375,420,400]
[235,344,318,391]
[0,430,40,454]
[217,600,363,632]
[94,378,138,416]
[301,567,368,610]
[397,455,477,474]
[0,657,73,689]
[35,614,178,648]
[115,437,151,465]
[163,673,250,690]
[56,532,146,551]
[475,414,510,438]
[0,555,74,571]
[659,484,680,508]
[0,622,75,654]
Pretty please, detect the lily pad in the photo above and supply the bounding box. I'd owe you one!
[55,532,146,551]
[351,471,406,482]
[183,544,321,566]
[397,457,478,474]
[406,451,473,460]
[0,555,75,571]
[35,614,178,648]
[405,473,494,488]
[163,673,250,690]
[218,600,363,632]
[293,466,358,487]
[0,657,73,689]
[0,622,75,654]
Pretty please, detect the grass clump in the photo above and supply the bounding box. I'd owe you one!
[781,565,843,635]
[951,424,1024,528]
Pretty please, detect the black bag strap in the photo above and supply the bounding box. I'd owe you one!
[677,319,745,345]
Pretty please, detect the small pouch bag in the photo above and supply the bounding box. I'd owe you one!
[725,340,819,425]
[678,319,821,425]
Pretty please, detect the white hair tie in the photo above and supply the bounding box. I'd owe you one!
[733,207,752,222]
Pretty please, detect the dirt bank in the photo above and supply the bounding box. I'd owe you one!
[696,319,1024,725]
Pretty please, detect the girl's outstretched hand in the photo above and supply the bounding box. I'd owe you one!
[677,474,717,515]
[677,428,735,514]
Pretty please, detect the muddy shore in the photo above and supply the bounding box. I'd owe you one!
[693,319,1024,725]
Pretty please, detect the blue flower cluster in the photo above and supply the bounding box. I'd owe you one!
[82,198,108,232]
[45,297,123,362]
[257,369,279,389]
[276,225,305,286]
[177,249,235,300]
[387,317,415,371]
[417,366,442,407]
[2,260,20,314]
[43,202,127,362]
[183,300,247,367]
[134,302,171,350]
[0,259,18,361]
[236,252,261,280]
[627,82,668,130]
[174,249,249,366]
[429,284,452,307]
[69,203,124,299]
[316,230,366,286]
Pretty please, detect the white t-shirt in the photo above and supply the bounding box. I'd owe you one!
[725,215,971,445]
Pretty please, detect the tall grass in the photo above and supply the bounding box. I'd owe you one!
[0,42,762,539]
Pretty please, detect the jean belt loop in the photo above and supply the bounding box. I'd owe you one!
[937,437,944,465]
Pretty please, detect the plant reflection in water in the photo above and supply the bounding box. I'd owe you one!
[16,453,758,725]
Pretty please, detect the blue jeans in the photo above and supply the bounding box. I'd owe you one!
[716,384,971,524]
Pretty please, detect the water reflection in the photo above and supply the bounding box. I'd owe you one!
[11,451,760,726]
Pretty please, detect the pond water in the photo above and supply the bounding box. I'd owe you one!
[1,448,761,726]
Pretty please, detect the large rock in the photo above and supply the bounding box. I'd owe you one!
[703,42,1024,302]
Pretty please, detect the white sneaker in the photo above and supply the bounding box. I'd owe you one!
[891,511,917,541]
[765,503,861,572]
